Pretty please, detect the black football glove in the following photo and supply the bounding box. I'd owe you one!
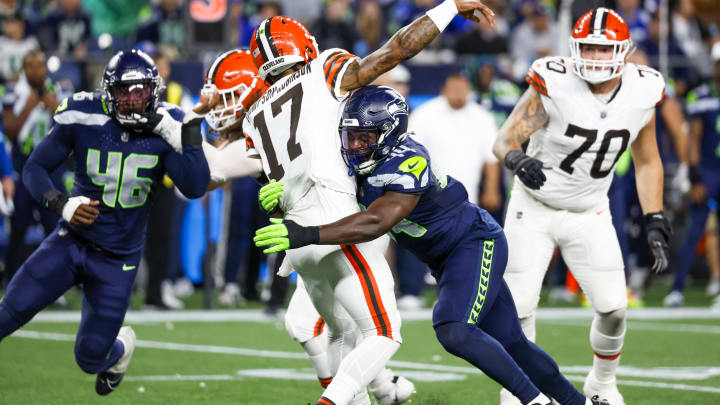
[645,211,672,273]
[504,150,547,190]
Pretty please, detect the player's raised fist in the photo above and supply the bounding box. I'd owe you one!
[455,0,495,26]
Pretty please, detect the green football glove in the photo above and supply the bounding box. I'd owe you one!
[258,180,284,214]
[254,218,319,254]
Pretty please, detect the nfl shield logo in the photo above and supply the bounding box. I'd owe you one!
[516,211,523,219]
[600,111,607,119]
[121,132,129,142]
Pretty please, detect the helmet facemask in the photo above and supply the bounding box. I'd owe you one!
[202,80,253,133]
[340,117,404,176]
[570,38,632,84]
[110,80,156,115]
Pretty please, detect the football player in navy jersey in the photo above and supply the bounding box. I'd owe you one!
[254,86,608,405]
[0,49,209,395]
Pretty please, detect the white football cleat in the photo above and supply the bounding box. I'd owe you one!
[372,375,416,405]
[500,388,523,405]
[663,290,684,308]
[583,369,625,405]
[218,282,244,307]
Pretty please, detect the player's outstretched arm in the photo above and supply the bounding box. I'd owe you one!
[340,0,494,92]
[253,191,420,253]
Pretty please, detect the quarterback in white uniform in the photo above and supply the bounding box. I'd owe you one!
[493,8,671,405]
[244,3,495,405]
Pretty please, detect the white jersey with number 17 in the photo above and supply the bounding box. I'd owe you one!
[244,49,359,213]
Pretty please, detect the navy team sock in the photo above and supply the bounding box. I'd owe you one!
[506,337,586,405]
[435,321,540,404]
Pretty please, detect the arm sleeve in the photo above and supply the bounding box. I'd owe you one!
[202,140,262,182]
[163,143,210,199]
[22,123,73,203]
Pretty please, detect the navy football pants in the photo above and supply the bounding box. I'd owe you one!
[0,225,140,374]
[433,233,585,405]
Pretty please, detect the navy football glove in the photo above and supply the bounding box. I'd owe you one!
[645,211,671,273]
[504,150,547,190]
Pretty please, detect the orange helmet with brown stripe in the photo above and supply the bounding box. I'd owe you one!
[202,49,268,132]
[569,8,632,84]
[249,16,319,81]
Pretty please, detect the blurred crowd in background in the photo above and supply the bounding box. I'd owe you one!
[1,0,720,312]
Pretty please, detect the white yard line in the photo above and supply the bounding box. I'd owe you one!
[26,307,720,323]
[10,330,720,395]
[542,319,720,334]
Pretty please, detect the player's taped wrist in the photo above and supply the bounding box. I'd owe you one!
[285,220,320,249]
[426,0,458,32]
[61,196,91,223]
[689,165,702,185]
[42,189,69,217]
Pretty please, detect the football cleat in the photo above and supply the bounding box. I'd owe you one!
[583,369,625,405]
[372,375,416,405]
[95,326,136,395]
[663,290,684,308]
[590,395,611,405]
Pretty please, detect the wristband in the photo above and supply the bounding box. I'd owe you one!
[426,0,459,32]
[181,118,203,148]
[42,189,69,217]
[689,165,702,185]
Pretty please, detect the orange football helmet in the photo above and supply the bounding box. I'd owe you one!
[570,8,632,84]
[202,49,268,132]
[249,16,319,80]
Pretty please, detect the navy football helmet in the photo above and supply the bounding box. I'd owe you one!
[102,49,162,122]
[339,86,409,175]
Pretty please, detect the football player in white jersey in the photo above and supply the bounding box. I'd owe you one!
[243,3,495,404]
[197,48,416,405]
[492,8,671,405]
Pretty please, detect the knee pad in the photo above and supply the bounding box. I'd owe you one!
[590,310,626,357]
[435,322,469,356]
[284,311,321,343]
[75,335,112,374]
[595,308,627,336]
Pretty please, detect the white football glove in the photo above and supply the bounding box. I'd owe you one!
[117,108,183,153]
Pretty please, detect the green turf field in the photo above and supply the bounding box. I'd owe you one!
[2,304,719,405]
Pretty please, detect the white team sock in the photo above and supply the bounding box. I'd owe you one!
[302,333,332,381]
[589,315,625,382]
[322,336,400,405]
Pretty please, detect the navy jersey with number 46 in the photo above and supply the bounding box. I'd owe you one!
[357,136,503,271]
[23,92,210,254]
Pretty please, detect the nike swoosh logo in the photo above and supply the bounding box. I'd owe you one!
[596,209,605,215]
[407,162,418,170]
[122,264,136,271]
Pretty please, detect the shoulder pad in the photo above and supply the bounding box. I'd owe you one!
[53,92,112,126]
[317,48,358,100]
[526,57,572,98]
[627,64,665,107]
